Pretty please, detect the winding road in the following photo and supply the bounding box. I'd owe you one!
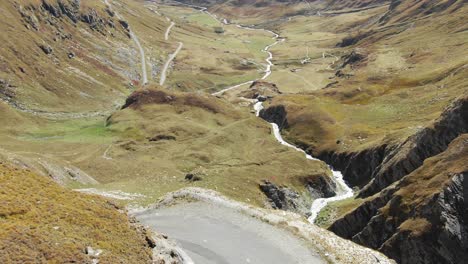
[212,28,283,96]
[160,42,184,86]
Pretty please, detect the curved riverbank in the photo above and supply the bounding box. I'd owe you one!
[256,100,354,223]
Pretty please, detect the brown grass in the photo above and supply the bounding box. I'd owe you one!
[0,163,153,264]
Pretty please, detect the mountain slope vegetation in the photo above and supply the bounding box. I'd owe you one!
[0,163,154,263]
[0,0,466,263]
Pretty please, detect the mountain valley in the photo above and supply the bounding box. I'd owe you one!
[0,0,466,263]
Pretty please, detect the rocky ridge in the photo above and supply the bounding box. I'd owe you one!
[329,134,468,264]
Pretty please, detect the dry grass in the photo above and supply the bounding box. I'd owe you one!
[262,2,468,155]
[0,163,153,264]
[101,87,331,206]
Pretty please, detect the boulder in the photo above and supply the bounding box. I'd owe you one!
[39,44,53,55]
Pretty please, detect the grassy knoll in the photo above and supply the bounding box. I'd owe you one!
[0,86,332,208]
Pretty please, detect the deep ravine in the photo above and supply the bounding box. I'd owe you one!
[254,102,354,223]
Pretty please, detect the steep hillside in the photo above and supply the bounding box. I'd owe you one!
[0,163,154,263]
[329,134,468,264]
[0,0,465,262]
[255,0,467,262]
[0,0,135,114]
[260,0,467,189]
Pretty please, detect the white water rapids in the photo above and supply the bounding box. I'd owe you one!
[171,0,354,224]
[254,102,354,223]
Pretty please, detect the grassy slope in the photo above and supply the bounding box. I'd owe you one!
[0,163,153,263]
[115,1,273,93]
[0,1,296,260]
[246,0,467,229]
[264,2,468,153]
[88,87,331,206]
[0,0,134,113]
[0,0,312,206]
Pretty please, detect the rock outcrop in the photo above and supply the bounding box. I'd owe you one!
[359,95,468,197]
[259,104,288,129]
[329,134,468,264]
[259,173,337,217]
[239,81,282,100]
[318,144,388,187]
[259,180,310,215]
[317,95,468,194]
[19,0,117,34]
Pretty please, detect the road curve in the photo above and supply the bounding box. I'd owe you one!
[159,42,184,86]
[136,201,325,264]
[169,0,283,95]
[130,31,149,84]
[165,21,176,41]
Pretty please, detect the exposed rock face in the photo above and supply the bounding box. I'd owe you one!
[259,180,312,216]
[185,173,202,182]
[318,145,388,187]
[24,0,115,34]
[239,81,282,100]
[329,134,468,264]
[18,5,40,30]
[301,174,337,199]
[359,95,468,197]
[259,174,336,217]
[261,96,467,263]
[339,50,366,69]
[317,95,468,194]
[379,172,468,264]
[259,104,288,129]
[39,44,53,55]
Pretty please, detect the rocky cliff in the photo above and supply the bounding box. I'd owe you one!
[260,95,468,263]
[329,134,468,264]
[259,173,337,216]
[359,95,468,197]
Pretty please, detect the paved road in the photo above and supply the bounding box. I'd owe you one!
[136,201,325,264]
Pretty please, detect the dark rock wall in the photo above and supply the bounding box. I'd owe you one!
[359,95,468,197]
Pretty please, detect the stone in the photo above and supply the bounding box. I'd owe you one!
[39,44,53,55]
[185,173,202,182]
